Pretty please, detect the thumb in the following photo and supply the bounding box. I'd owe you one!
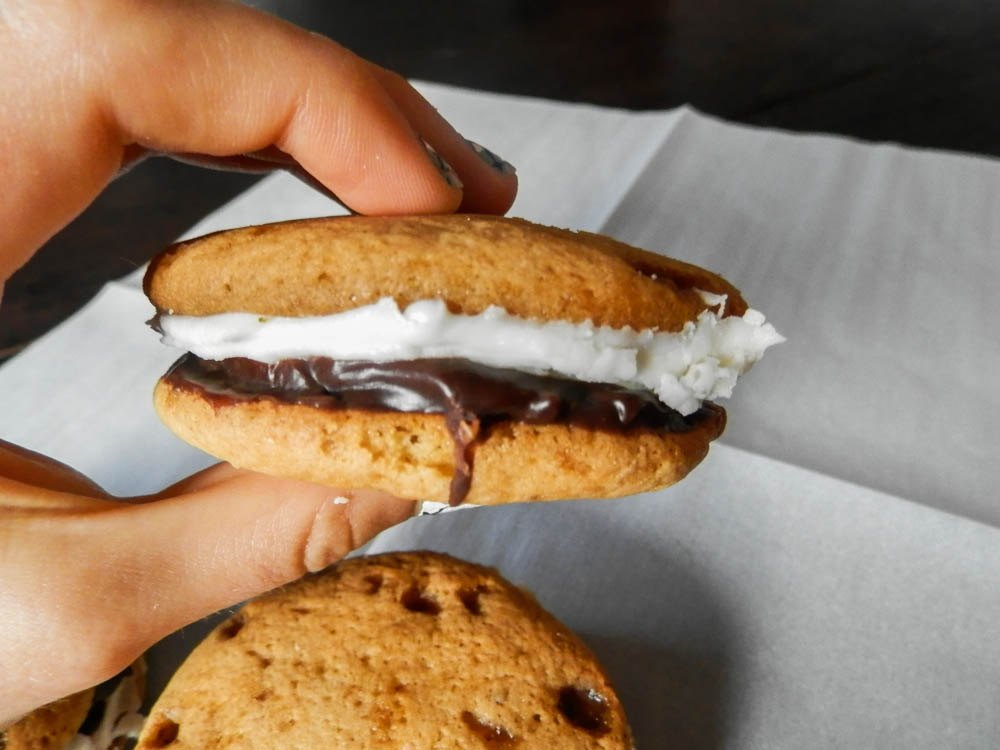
[0,466,414,719]
[118,465,417,637]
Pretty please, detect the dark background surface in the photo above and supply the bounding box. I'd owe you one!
[4,0,998,360]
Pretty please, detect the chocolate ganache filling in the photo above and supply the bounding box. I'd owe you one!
[164,354,712,505]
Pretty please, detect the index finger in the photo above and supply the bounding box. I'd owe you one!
[1,0,517,272]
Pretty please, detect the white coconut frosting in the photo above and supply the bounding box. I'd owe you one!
[157,293,783,416]
[66,662,145,750]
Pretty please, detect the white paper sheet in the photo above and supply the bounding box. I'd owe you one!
[600,110,999,527]
[2,82,998,747]
[367,445,1000,748]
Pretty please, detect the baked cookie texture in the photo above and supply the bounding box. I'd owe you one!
[153,381,725,505]
[144,214,747,329]
[2,661,146,750]
[1,689,94,750]
[136,551,634,750]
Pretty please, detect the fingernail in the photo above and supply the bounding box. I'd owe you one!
[467,140,516,175]
[421,139,463,189]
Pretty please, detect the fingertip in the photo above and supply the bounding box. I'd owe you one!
[120,471,414,632]
[362,65,518,215]
[454,138,519,214]
[301,489,416,573]
[459,165,518,215]
[271,47,463,216]
[291,111,466,217]
[340,133,516,217]
[345,489,418,546]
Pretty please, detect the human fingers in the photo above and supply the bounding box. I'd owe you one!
[0,470,415,722]
[99,0,460,212]
[369,64,518,214]
[109,472,416,625]
[0,440,107,498]
[1,0,517,275]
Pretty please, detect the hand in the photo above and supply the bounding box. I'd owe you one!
[0,0,517,282]
[0,0,516,725]
[0,442,416,726]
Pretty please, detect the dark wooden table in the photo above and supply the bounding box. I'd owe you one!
[3,0,998,360]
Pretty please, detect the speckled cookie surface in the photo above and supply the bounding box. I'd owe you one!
[144,214,747,331]
[137,551,633,750]
[1,689,93,750]
[153,380,725,505]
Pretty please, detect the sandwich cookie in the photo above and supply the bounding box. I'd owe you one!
[145,215,782,504]
[136,551,634,749]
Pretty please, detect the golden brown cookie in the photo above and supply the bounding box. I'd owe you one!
[1,661,146,750]
[144,214,747,329]
[1,690,94,750]
[144,214,772,504]
[152,383,724,505]
[137,551,634,750]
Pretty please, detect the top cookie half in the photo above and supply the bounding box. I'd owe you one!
[144,214,747,329]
